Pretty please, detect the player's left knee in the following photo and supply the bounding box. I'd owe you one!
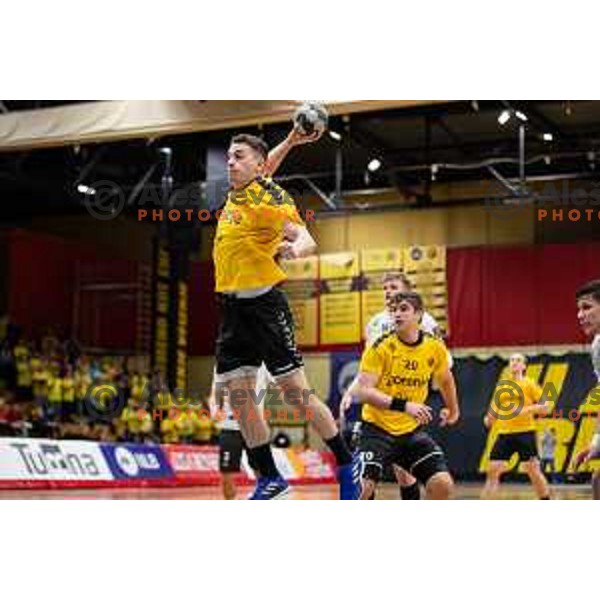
[425,472,454,499]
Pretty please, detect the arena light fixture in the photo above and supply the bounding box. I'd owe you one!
[329,130,342,142]
[543,132,553,142]
[498,110,511,125]
[367,158,382,172]
[77,184,96,195]
[515,110,528,122]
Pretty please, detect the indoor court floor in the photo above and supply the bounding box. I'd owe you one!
[0,483,592,500]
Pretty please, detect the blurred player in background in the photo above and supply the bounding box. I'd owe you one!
[539,427,557,484]
[341,271,450,499]
[573,280,600,499]
[481,353,551,499]
[209,365,269,499]
[212,127,360,500]
[352,291,459,500]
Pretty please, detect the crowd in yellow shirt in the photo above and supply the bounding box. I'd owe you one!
[2,335,217,445]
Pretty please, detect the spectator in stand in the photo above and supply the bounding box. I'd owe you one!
[31,357,50,418]
[62,364,76,421]
[0,391,19,436]
[40,327,60,360]
[25,403,55,439]
[74,358,92,418]
[130,370,149,402]
[119,398,153,443]
[193,400,215,446]
[175,405,195,445]
[14,339,33,403]
[115,358,130,405]
[46,362,64,422]
[62,336,81,366]
[0,341,15,390]
[160,407,179,444]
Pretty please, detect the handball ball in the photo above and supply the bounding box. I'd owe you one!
[293,102,328,136]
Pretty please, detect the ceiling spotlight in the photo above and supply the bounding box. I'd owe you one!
[77,184,96,195]
[367,158,382,172]
[543,133,553,142]
[329,130,342,142]
[515,110,528,122]
[498,110,511,125]
[588,151,596,171]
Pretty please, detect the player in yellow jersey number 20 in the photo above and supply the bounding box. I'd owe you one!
[352,291,460,500]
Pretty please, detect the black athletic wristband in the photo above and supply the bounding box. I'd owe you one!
[390,397,408,412]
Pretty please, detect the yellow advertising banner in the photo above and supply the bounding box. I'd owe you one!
[360,247,403,273]
[319,252,359,279]
[320,292,361,344]
[281,256,319,280]
[402,245,448,334]
[280,257,319,346]
[319,252,360,344]
[361,289,385,333]
[289,297,318,346]
[403,245,446,273]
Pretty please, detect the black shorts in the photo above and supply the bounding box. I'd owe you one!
[215,287,304,379]
[490,431,538,462]
[358,421,449,485]
[219,429,245,473]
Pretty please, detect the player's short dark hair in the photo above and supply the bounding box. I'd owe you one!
[382,271,412,289]
[230,134,269,161]
[576,280,600,303]
[390,291,423,312]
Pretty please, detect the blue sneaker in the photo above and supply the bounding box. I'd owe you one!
[248,476,290,500]
[338,453,362,500]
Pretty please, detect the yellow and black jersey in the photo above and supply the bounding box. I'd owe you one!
[359,330,450,436]
[488,376,543,434]
[47,376,63,404]
[16,360,32,387]
[130,374,148,400]
[62,377,75,403]
[75,371,92,400]
[160,417,179,444]
[213,176,304,292]
[32,369,49,397]
[14,344,29,362]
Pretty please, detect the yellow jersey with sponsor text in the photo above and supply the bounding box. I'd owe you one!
[213,177,304,292]
[359,331,449,435]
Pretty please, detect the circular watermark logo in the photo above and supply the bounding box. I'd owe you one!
[489,379,525,420]
[84,180,126,221]
[83,384,126,421]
